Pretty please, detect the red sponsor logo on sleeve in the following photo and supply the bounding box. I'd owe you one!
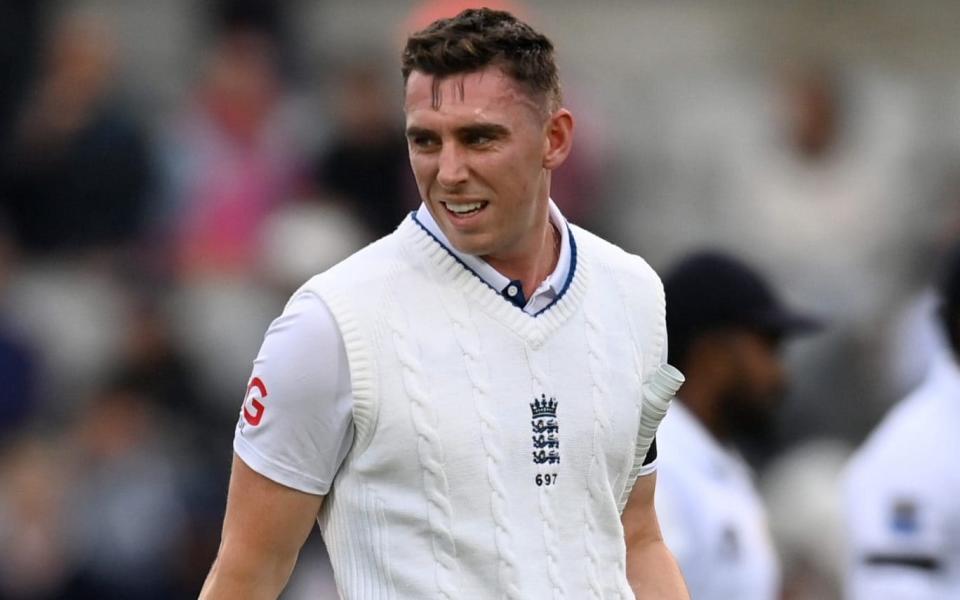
[243,377,268,426]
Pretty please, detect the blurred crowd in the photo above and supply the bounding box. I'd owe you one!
[0,1,959,599]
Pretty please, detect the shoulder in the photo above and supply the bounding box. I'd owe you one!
[844,381,957,497]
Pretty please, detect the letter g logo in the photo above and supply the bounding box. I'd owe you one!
[243,377,268,426]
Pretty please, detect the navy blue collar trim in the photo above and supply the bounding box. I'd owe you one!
[408,211,579,318]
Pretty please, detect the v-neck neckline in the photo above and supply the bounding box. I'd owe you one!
[400,215,589,348]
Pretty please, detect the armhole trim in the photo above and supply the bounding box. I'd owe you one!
[317,285,379,455]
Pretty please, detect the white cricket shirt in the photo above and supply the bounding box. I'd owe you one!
[843,352,960,599]
[654,402,781,600]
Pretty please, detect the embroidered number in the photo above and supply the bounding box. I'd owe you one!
[535,473,558,486]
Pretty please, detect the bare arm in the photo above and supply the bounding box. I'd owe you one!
[199,454,325,599]
[622,472,689,599]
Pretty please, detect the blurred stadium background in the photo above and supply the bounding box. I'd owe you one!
[1,0,959,598]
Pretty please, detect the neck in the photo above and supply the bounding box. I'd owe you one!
[677,379,728,442]
[484,216,559,299]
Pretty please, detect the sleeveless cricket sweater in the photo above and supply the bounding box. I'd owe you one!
[306,215,667,600]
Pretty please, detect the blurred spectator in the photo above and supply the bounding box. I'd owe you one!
[0,435,73,599]
[260,200,369,291]
[842,247,960,599]
[64,380,187,599]
[312,60,417,239]
[0,327,37,442]
[113,291,201,419]
[655,251,821,600]
[0,230,38,441]
[624,61,945,449]
[0,0,45,145]
[5,264,131,418]
[0,11,153,259]
[168,278,282,412]
[631,62,936,319]
[403,0,528,32]
[158,26,307,277]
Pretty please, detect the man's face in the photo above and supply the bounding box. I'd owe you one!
[404,66,552,259]
[719,330,788,439]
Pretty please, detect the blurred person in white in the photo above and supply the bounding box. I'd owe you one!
[842,247,960,599]
[629,61,942,446]
[641,62,934,324]
[656,251,821,600]
[202,8,689,599]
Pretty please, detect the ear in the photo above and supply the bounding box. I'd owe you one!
[542,108,574,170]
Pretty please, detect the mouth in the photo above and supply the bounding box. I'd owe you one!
[441,200,488,218]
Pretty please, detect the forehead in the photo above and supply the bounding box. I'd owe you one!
[404,66,542,124]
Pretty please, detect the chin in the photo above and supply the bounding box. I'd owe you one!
[447,236,491,257]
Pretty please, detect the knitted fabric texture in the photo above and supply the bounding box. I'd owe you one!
[308,216,665,599]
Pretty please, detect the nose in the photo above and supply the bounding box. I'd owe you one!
[436,142,468,190]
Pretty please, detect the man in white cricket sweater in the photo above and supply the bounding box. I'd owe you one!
[201,8,689,599]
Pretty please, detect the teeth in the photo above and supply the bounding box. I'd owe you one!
[445,201,483,214]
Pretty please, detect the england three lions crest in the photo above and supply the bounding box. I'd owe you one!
[530,394,559,465]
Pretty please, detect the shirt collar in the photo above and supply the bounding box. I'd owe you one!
[665,402,752,480]
[413,199,572,299]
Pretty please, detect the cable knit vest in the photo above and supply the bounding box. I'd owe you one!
[306,215,666,600]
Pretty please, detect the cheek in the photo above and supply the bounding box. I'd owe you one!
[483,148,540,197]
[733,343,779,395]
[408,154,436,190]
[752,353,785,394]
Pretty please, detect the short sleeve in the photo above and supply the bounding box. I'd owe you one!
[233,290,354,495]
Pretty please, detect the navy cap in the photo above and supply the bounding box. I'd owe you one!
[664,251,821,346]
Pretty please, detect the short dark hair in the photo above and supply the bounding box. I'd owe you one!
[401,8,561,112]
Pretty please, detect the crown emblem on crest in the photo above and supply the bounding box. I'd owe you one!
[530,394,558,419]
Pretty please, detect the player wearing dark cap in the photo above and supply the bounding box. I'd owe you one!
[654,251,821,600]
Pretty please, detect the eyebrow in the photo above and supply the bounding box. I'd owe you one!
[405,123,510,139]
[457,123,509,139]
[405,126,437,139]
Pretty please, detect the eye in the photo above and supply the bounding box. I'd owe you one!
[465,132,493,146]
[408,134,439,151]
